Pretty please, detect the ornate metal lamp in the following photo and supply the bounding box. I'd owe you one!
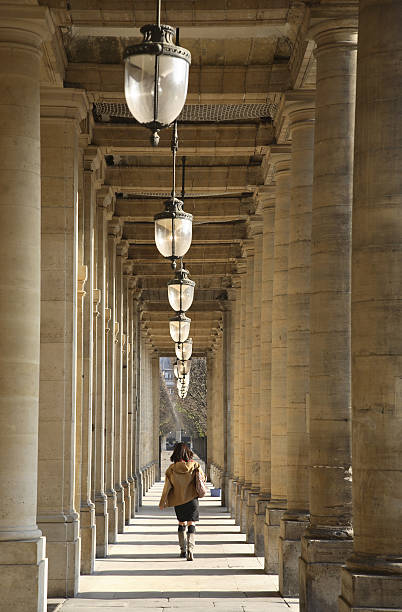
[123,0,191,146]
[168,264,195,312]
[175,337,193,361]
[169,312,191,343]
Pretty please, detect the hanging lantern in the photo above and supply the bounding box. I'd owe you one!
[179,389,188,399]
[168,265,195,312]
[173,362,179,379]
[177,359,191,377]
[155,125,193,267]
[175,337,193,361]
[123,0,191,146]
[169,312,191,343]
[155,197,192,265]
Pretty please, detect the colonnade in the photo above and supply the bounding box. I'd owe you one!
[208,3,402,610]
[0,8,160,609]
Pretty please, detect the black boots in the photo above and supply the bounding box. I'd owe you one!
[187,524,195,561]
[178,524,186,557]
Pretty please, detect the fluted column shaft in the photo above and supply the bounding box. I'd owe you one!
[254,191,276,556]
[340,2,402,609]
[300,19,357,612]
[127,285,136,513]
[279,99,314,597]
[265,153,291,575]
[0,8,52,610]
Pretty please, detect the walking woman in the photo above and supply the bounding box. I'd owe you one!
[159,442,206,561]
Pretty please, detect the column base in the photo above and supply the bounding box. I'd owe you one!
[106,489,118,544]
[128,477,136,518]
[240,486,251,533]
[38,513,80,597]
[246,490,259,544]
[122,480,131,525]
[0,536,47,612]
[80,502,95,575]
[115,486,126,533]
[339,560,402,611]
[264,503,286,574]
[94,495,108,558]
[299,531,353,612]
[235,481,244,526]
[254,497,270,557]
[279,512,309,597]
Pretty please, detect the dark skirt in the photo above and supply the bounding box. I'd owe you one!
[174,497,199,522]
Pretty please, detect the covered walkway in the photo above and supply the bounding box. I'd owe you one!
[58,483,298,611]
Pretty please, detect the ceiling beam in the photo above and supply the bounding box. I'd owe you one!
[131,262,236,276]
[116,197,253,222]
[106,165,263,192]
[129,244,241,263]
[93,122,273,151]
[65,63,288,95]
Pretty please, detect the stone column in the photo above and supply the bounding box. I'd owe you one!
[340,1,402,609]
[80,147,102,574]
[93,188,114,557]
[229,280,241,516]
[38,88,89,597]
[114,241,128,532]
[299,18,357,611]
[0,7,52,610]
[127,281,137,511]
[242,245,255,533]
[235,268,248,524]
[278,95,315,596]
[223,295,235,509]
[121,269,132,524]
[207,351,215,479]
[152,356,161,482]
[247,222,263,543]
[264,148,291,574]
[254,188,276,556]
[105,220,120,543]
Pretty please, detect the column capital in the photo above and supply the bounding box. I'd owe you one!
[77,264,88,297]
[0,5,54,48]
[97,186,115,219]
[247,215,264,238]
[256,185,276,212]
[263,145,291,184]
[308,18,358,54]
[123,261,134,277]
[40,87,89,124]
[285,91,315,132]
[116,240,129,259]
[108,217,123,241]
[83,145,104,186]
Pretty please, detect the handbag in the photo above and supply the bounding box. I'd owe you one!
[194,467,208,498]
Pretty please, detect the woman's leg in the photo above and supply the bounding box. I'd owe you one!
[186,521,196,561]
[177,521,186,556]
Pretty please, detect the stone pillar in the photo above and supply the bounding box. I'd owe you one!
[152,356,160,482]
[264,149,291,574]
[278,96,315,596]
[38,88,88,597]
[121,270,132,524]
[207,351,215,479]
[223,295,235,509]
[0,7,52,610]
[229,279,241,516]
[299,18,357,611]
[242,246,255,533]
[105,220,120,543]
[127,281,137,511]
[235,269,248,525]
[247,222,263,543]
[339,1,402,609]
[93,189,114,557]
[80,147,102,574]
[114,241,128,532]
[254,188,276,557]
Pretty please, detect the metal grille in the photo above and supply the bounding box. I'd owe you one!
[94,101,276,123]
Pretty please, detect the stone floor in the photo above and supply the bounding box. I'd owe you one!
[55,482,299,611]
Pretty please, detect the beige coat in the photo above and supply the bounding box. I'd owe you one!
[159,460,205,508]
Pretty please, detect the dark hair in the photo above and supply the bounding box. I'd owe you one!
[170,442,193,463]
